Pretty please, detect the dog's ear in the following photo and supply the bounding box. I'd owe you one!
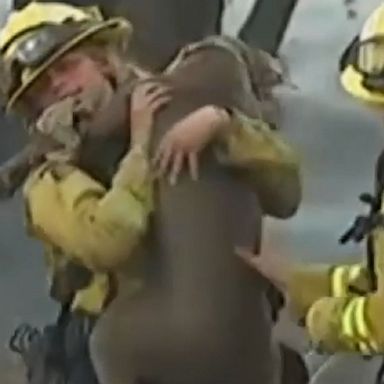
[245,48,285,90]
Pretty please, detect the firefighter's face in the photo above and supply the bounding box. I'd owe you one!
[24,49,112,112]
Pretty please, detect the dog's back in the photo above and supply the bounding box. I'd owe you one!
[91,38,280,384]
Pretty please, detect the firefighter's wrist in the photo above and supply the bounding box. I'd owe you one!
[207,105,232,135]
[131,128,151,153]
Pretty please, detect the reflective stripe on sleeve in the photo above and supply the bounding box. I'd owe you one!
[331,266,349,297]
[341,297,379,355]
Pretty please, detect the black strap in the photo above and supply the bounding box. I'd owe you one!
[339,35,359,73]
[370,149,384,290]
[339,149,384,291]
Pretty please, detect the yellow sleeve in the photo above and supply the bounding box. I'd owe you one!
[287,262,370,320]
[43,245,111,315]
[214,110,302,218]
[304,231,384,355]
[23,144,153,272]
[304,287,384,355]
[71,273,112,315]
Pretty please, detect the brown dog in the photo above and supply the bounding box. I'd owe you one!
[90,36,301,384]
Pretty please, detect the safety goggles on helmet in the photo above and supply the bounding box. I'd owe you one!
[341,35,384,93]
[0,21,99,107]
[2,22,92,69]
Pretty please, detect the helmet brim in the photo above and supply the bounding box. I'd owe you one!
[7,17,132,112]
[340,64,384,105]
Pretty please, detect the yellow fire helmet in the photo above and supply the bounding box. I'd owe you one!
[339,3,384,105]
[0,1,132,113]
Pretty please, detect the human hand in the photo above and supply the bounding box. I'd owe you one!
[236,246,292,292]
[130,80,171,146]
[153,105,230,185]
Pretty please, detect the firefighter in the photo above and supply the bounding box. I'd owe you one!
[238,2,384,358]
[0,2,301,383]
[0,0,302,278]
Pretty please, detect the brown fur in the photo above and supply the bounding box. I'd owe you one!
[90,37,291,384]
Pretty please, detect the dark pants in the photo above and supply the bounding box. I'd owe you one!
[64,313,99,384]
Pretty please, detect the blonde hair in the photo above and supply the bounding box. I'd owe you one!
[77,35,133,84]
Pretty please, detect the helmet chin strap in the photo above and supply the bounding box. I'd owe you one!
[129,62,153,80]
